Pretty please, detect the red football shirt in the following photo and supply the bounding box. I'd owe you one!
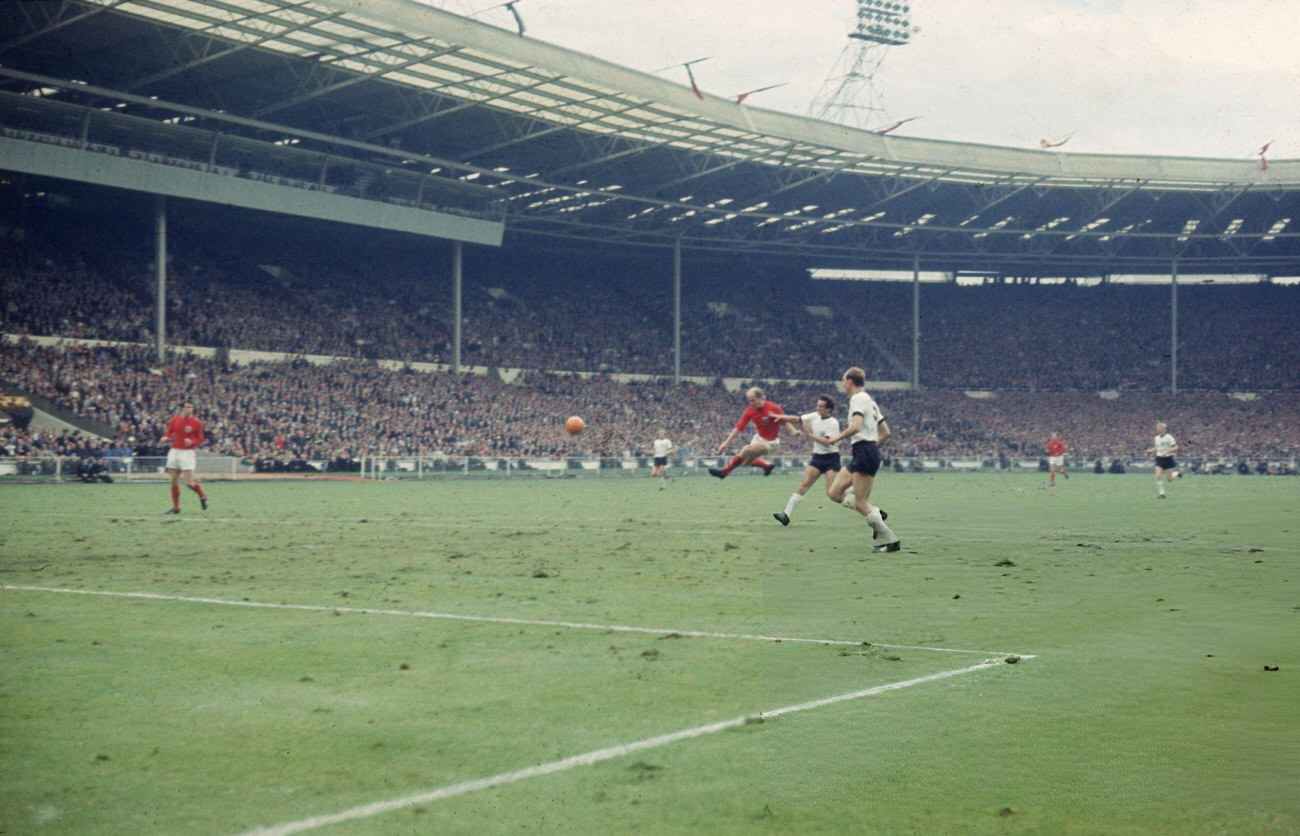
[1046,439,1066,456]
[166,415,206,450]
[736,401,784,441]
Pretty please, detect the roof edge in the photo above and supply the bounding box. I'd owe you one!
[318,0,1300,188]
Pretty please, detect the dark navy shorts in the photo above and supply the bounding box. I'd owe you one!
[847,441,882,476]
[1155,456,1176,470]
[809,452,842,473]
[653,456,668,467]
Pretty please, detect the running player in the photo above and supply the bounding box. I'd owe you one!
[1145,422,1180,499]
[820,367,900,552]
[772,394,842,525]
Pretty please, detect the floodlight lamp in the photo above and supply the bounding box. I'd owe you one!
[851,0,912,45]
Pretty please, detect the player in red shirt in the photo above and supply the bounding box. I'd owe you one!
[161,399,209,514]
[709,387,791,479]
[1046,432,1068,486]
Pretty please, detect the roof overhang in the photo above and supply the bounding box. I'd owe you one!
[0,0,1296,274]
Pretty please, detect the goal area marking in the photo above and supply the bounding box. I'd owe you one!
[3,584,1035,835]
[236,658,1014,836]
[3,583,1027,657]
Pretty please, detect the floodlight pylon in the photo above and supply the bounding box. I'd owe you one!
[809,0,913,130]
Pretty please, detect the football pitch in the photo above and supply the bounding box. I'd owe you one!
[2,472,1296,834]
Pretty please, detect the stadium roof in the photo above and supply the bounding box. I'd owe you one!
[2,0,1299,275]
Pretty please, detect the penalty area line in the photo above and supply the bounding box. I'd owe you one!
[232,657,1015,836]
[1,584,1033,657]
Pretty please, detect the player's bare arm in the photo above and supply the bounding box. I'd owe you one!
[824,413,864,446]
[877,419,891,446]
[771,414,808,440]
[798,421,824,442]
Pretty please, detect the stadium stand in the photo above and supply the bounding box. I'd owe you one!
[4,226,1298,388]
[2,215,1298,475]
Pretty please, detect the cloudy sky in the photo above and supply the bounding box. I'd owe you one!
[422,0,1298,160]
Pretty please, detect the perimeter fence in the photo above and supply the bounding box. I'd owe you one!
[1,454,1293,483]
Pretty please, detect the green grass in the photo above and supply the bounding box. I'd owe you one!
[1,472,1297,834]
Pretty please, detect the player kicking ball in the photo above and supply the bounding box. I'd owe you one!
[709,387,789,479]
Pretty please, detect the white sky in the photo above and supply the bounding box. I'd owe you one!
[421,0,1299,160]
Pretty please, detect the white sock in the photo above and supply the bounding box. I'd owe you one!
[840,486,856,509]
[866,509,897,541]
[784,493,803,516]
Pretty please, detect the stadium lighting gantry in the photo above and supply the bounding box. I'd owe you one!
[848,1,913,46]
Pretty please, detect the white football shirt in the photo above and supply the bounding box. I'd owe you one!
[847,391,885,443]
[1153,433,1177,456]
[801,412,841,455]
[652,437,673,457]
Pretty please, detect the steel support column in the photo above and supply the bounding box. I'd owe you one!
[911,251,921,390]
[673,238,682,385]
[154,195,167,363]
[452,241,463,373]
[1170,254,1179,394]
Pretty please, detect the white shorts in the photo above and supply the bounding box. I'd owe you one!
[749,435,780,456]
[166,448,197,472]
[1049,455,1064,467]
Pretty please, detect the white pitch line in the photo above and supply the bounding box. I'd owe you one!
[2,510,746,538]
[233,657,1013,836]
[1,584,1033,657]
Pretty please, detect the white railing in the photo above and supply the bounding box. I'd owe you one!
[0,455,244,481]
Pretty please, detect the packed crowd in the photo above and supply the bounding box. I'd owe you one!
[3,229,1298,391]
[4,340,1298,469]
[0,340,733,464]
[3,221,1298,469]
